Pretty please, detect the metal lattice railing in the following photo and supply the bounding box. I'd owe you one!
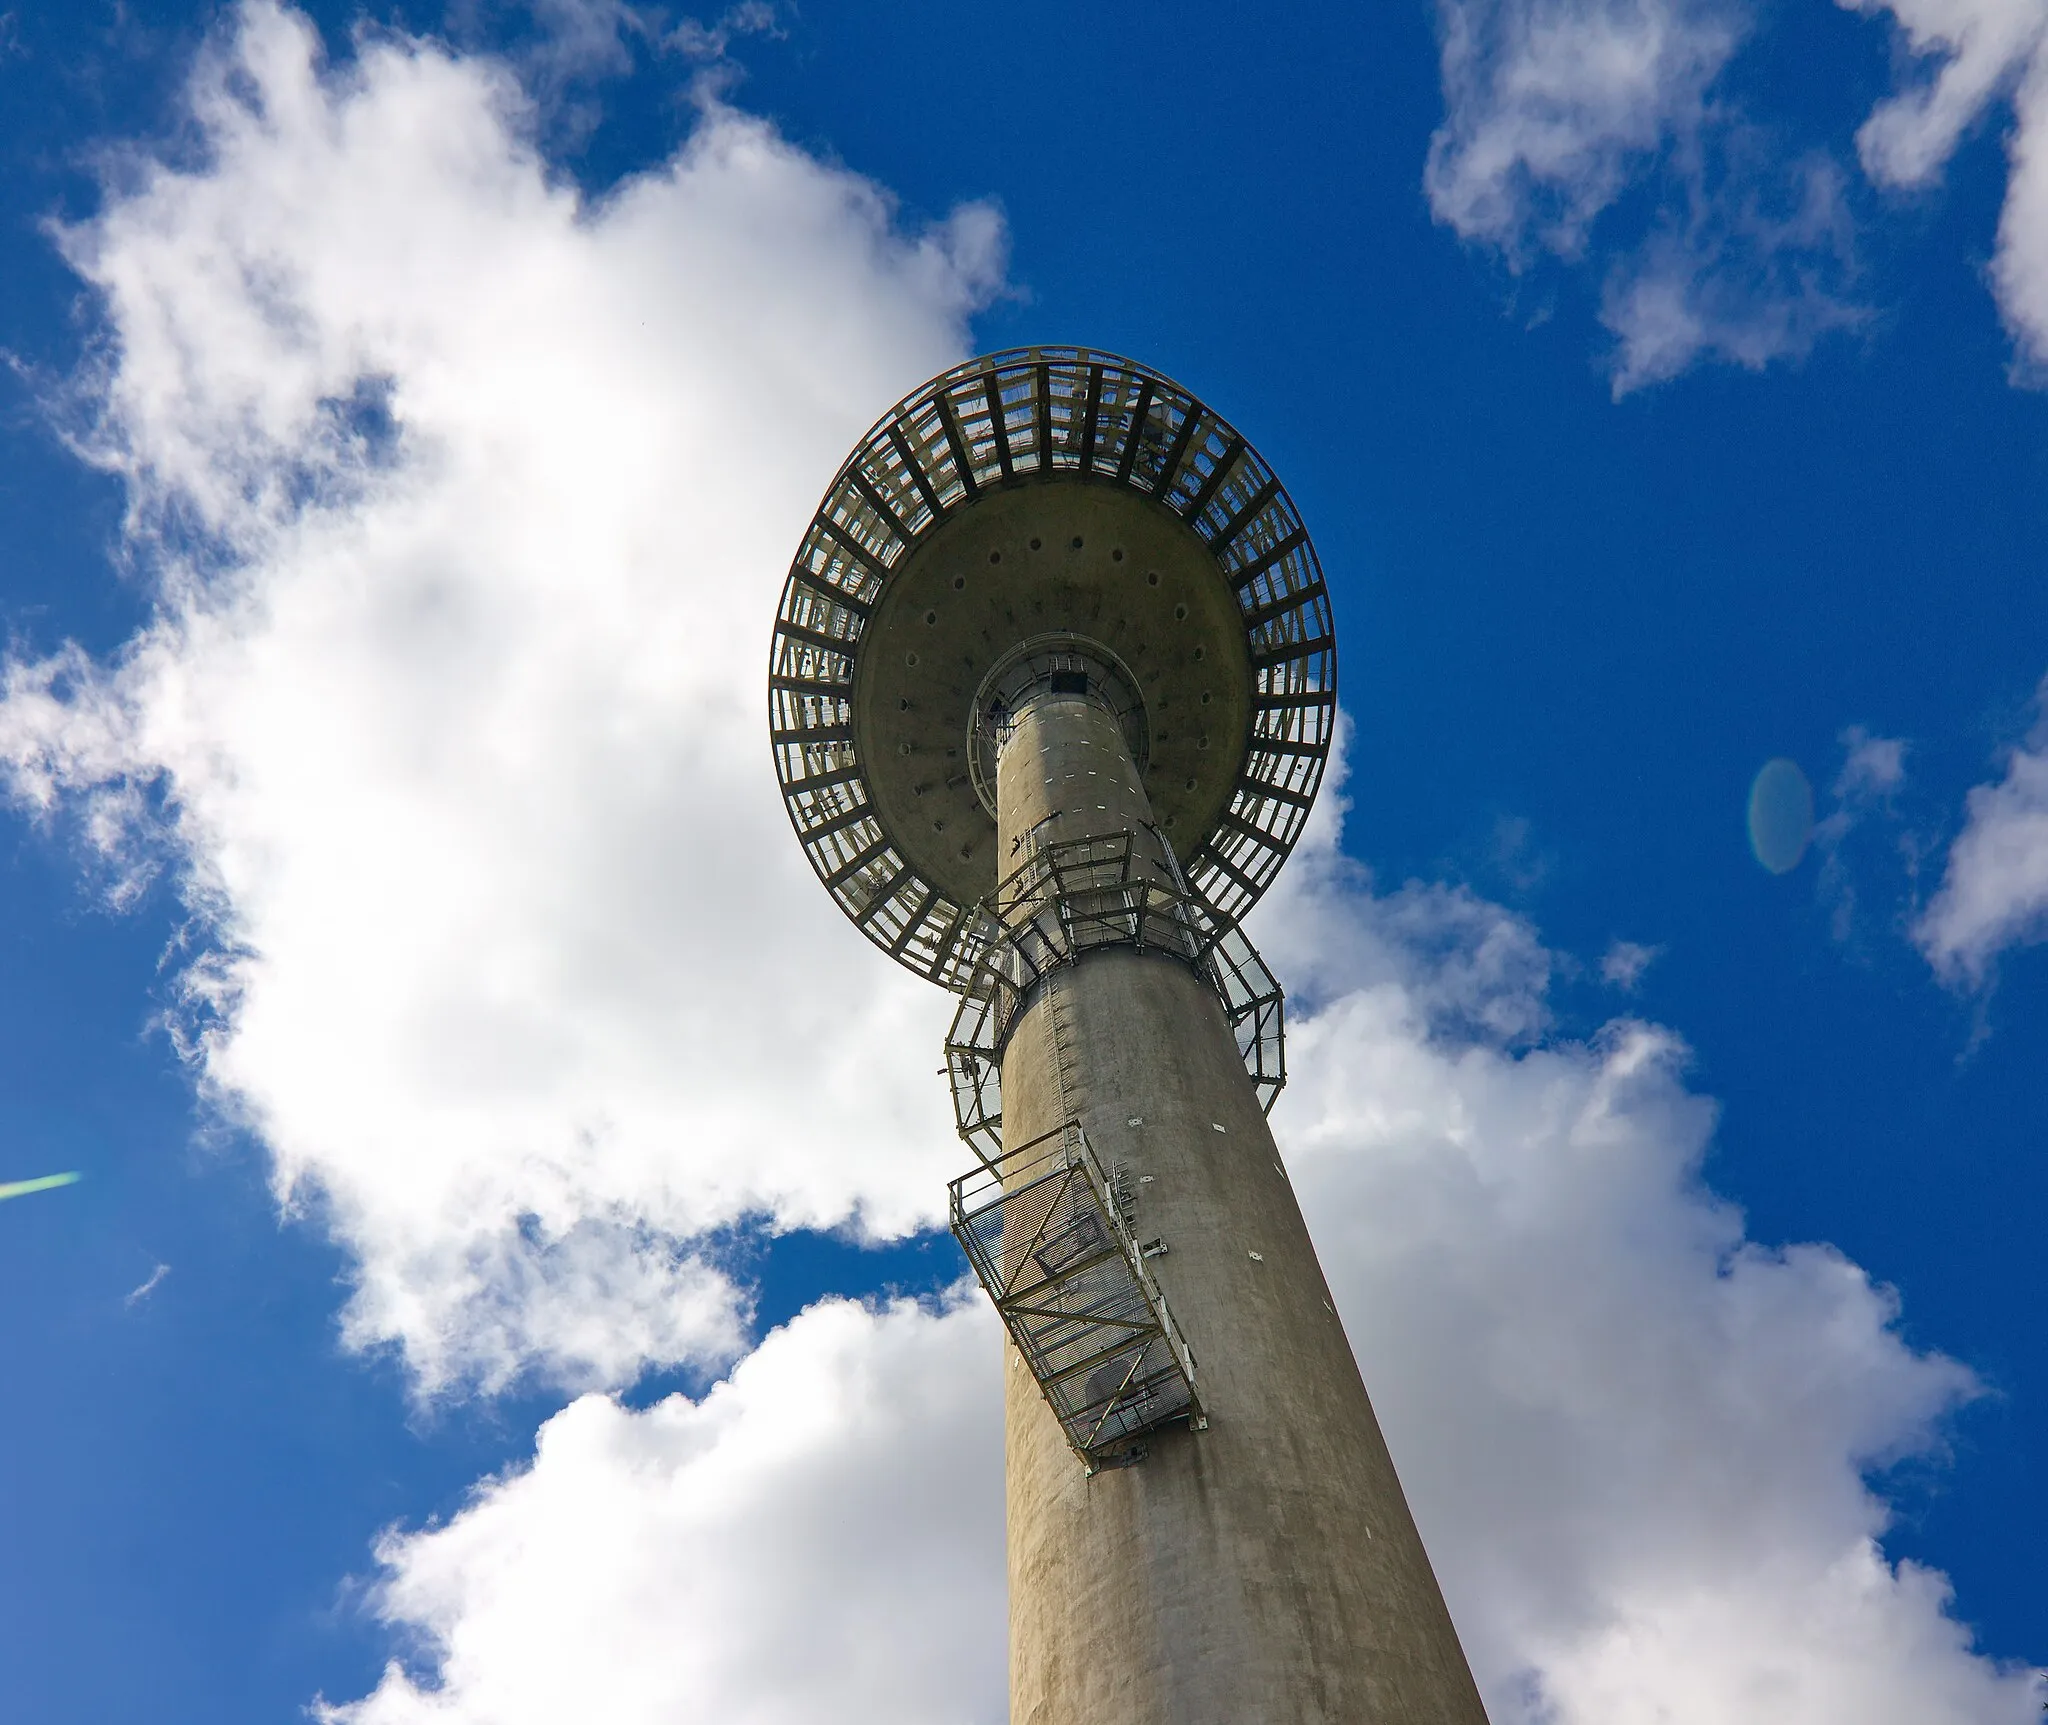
[944,833,1285,1163]
[949,1123,1201,1461]
[770,347,1336,987]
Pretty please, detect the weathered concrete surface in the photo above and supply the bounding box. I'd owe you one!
[996,687,1489,1725]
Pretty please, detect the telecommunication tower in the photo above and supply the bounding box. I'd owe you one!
[770,349,1487,1723]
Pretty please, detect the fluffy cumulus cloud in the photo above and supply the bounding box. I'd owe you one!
[0,0,1003,1393]
[324,1294,1007,1725]
[1843,0,2048,364]
[318,775,2037,1725]
[1253,789,2036,1724]
[8,6,2038,1720]
[1915,678,2048,984]
[1425,0,1862,392]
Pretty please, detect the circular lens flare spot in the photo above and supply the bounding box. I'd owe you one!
[1747,758,1814,875]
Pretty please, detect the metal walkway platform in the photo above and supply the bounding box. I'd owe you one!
[943,832,1285,1162]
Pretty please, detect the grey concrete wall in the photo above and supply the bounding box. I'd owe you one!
[994,688,1489,1725]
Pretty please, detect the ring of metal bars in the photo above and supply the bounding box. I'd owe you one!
[943,833,1285,1166]
[769,347,1338,989]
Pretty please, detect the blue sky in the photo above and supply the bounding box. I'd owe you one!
[0,2,2042,1720]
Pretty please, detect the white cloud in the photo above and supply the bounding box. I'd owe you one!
[326,773,2037,1725]
[1846,0,2046,188]
[1598,148,1864,392]
[3,9,2034,1719]
[1425,0,1861,392]
[1252,783,2037,1723]
[1425,0,1742,261]
[1915,677,2048,985]
[1598,937,1658,987]
[1838,726,1911,801]
[1816,726,1914,945]
[124,1262,172,1306]
[0,0,1003,1394]
[664,1,783,64]
[323,1293,1007,1725]
[1846,0,2048,366]
[462,0,785,112]
[1998,45,2048,356]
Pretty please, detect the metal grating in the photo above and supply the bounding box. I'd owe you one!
[943,833,1285,1164]
[770,347,1337,988]
[950,1123,1201,1460]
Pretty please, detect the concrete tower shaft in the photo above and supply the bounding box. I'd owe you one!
[994,679,1488,1725]
[770,349,1490,1725]
[992,684,1176,902]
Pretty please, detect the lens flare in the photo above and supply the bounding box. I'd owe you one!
[0,1171,82,1202]
[1747,758,1815,875]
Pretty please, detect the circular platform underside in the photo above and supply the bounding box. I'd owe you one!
[855,483,1251,901]
[769,348,1336,988]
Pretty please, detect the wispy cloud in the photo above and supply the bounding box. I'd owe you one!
[1429,0,2048,385]
[1837,728,1910,802]
[1425,0,1864,393]
[1815,726,1915,947]
[452,0,786,124]
[1914,677,2048,987]
[1844,0,2048,372]
[124,1263,171,1306]
[1599,937,1660,988]
[665,1,782,63]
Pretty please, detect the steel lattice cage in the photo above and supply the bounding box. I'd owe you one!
[942,832,1285,1163]
[948,1123,1201,1460]
[769,347,1337,988]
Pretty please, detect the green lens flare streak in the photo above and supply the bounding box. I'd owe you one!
[0,1171,82,1202]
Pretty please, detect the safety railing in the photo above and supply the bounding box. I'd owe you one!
[948,1123,1201,1461]
[943,833,1285,1163]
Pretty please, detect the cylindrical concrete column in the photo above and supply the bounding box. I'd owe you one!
[995,685,1489,1725]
